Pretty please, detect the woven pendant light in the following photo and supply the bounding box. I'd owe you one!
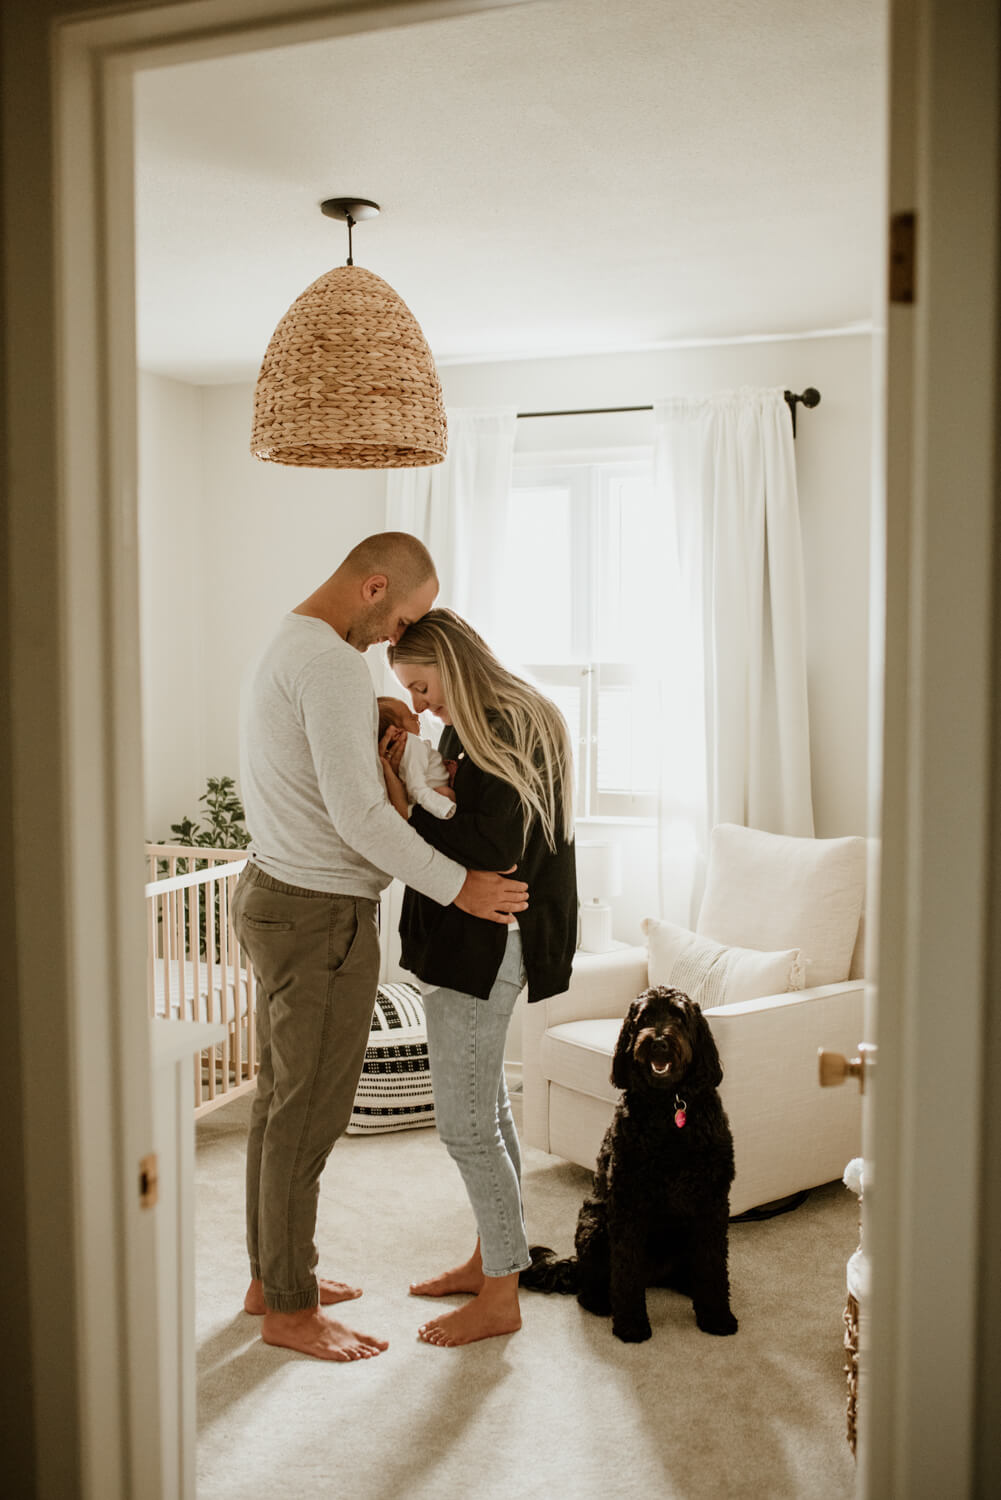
[251,199,447,469]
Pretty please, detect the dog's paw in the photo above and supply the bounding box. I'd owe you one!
[612,1319,652,1344]
[577,1288,611,1318]
[696,1308,739,1336]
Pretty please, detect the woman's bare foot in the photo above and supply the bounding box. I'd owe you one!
[409,1243,485,1298]
[418,1273,521,1347]
[261,1308,388,1362]
[243,1276,362,1315]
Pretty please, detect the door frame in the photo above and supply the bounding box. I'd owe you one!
[4,0,997,1493]
[862,2,1000,1495]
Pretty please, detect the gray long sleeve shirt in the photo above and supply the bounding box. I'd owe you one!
[239,614,465,904]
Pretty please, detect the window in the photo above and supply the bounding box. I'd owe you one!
[497,454,659,819]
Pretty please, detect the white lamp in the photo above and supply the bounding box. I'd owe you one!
[575,840,622,953]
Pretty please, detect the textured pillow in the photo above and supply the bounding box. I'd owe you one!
[346,982,435,1135]
[642,916,804,1009]
[697,824,866,987]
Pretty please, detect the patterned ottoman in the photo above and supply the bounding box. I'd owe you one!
[347,981,435,1135]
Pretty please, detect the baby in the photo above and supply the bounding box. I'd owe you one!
[377,696,457,820]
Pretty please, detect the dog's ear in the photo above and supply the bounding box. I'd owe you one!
[684,999,724,1093]
[611,996,645,1090]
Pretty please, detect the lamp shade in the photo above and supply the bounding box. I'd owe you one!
[251,264,448,469]
[575,840,622,904]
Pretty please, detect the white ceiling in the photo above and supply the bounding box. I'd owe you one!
[133,0,885,385]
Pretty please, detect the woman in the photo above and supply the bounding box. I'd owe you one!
[384,609,577,1347]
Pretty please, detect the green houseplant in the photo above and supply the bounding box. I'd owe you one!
[166,774,252,854]
[158,775,251,955]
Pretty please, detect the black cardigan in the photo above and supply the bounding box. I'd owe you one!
[399,725,577,1003]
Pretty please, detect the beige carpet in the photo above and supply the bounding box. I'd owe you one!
[195,1094,858,1500]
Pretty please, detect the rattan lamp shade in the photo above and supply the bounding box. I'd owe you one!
[251,264,447,468]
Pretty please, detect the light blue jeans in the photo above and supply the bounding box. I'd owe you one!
[423,927,531,1278]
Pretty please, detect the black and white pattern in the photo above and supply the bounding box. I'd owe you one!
[346,982,436,1135]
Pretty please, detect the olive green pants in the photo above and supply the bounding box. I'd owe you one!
[232,862,380,1312]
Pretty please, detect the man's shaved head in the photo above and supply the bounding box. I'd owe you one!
[295,531,439,651]
[341,532,437,596]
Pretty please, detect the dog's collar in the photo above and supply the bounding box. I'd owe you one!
[674,1095,687,1129]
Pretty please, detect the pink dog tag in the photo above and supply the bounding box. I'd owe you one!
[674,1106,687,1129]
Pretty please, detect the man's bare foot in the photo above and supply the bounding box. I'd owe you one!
[410,1243,485,1298]
[418,1273,521,1347]
[243,1276,362,1315]
[260,1308,388,1362]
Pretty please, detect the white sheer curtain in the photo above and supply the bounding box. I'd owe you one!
[384,406,517,637]
[654,387,814,925]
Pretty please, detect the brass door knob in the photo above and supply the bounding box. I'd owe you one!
[818,1043,875,1093]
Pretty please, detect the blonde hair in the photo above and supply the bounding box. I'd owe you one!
[388,609,574,851]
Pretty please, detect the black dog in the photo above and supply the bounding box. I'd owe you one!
[521,986,738,1342]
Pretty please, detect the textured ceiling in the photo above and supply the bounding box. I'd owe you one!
[133,0,885,384]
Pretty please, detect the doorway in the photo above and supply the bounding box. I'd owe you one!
[3,0,998,1495]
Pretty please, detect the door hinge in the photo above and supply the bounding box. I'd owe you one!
[139,1153,159,1209]
[889,211,916,304]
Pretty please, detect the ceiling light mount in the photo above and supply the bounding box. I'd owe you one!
[321,197,381,265]
[250,195,446,469]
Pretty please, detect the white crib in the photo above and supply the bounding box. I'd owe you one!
[145,844,258,1116]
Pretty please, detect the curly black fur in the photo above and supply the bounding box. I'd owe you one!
[520,986,738,1342]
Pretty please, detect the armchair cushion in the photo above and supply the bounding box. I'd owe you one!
[541,1019,620,1104]
[642,915,804,1008]
[696,824,866,987]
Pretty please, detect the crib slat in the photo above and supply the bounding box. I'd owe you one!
[205,859,217,1100]
[164,888,175,1020]
[192,852,204,1106]
[206,869,218,1102]
[147,890,157,1019]
[217,875,230,1098]
[188,880,200,1030]
[174,878,187,1022]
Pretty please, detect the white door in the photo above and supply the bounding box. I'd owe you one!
[859,2,1000,1495]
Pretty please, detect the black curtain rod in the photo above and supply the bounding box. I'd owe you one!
[515,387,822,436]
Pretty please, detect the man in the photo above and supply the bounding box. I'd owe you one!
[231,532,528,1363]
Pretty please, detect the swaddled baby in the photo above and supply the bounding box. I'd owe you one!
[377,696,457,820]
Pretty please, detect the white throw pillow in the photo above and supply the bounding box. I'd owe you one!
[696,823,866,987]
[642,916,804,1010]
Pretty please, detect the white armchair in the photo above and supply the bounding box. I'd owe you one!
[522,824,867,1217]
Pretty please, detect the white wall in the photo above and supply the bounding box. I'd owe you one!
[138,378,386,838]
[198,384,386,799]
[138,334,871,939]
[138,373,207,837]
